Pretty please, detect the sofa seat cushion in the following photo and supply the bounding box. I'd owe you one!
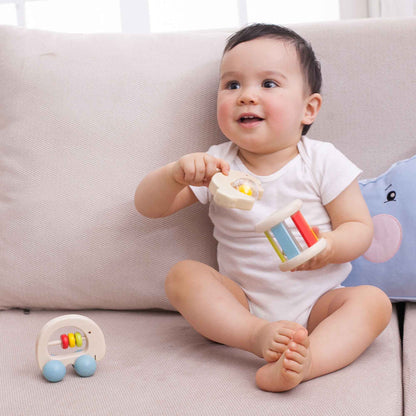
[0,308,402,415]
[403,303,416,415]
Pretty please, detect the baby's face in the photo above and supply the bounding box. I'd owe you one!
[217,37,312,156]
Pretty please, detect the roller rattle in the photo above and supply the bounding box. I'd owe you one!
[256,199,326,272]
[36,314,106,382]
[209,170,264,210]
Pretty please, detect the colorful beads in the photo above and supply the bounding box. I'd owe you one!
[60,332,83,349]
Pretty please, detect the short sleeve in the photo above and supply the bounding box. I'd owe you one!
[316,143,362,205]
[190,183,211,204]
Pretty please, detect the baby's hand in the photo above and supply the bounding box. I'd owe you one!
[291,228,334,272]
[172,153,230,187]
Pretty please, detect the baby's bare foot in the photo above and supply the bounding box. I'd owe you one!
[255,327,311,392]
[251,320,304,362]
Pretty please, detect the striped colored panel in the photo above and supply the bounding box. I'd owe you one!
[291,211,318,247]
[271,222,301,260]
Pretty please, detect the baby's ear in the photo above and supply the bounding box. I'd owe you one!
[302,93,322,126]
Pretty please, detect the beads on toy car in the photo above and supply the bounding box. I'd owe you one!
[255,199,327,272]
[36,314,106,382]
[60,331,84,349]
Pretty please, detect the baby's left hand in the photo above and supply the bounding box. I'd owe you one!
[291,228,334,272]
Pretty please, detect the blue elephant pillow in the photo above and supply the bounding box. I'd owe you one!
[343,154,416,301]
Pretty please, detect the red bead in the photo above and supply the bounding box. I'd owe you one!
[61,334,69,349]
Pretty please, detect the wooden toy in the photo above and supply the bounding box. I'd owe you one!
[36,314,106,382]
[209,170,264,210]
[256,199,327,272]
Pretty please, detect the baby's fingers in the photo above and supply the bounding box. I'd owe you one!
[192,156,209,184]
[216,158,230,176]
[203,155,229,185]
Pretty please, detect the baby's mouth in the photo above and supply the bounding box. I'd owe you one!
[238,115,264,124]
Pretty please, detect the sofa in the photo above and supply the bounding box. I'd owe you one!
[1,17,415,415]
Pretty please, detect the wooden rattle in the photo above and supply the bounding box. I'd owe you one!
[256,199,327,272]
[36,314,106,382]
[209,170,264,210]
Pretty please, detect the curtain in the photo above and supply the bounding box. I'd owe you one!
[368,0,415,17]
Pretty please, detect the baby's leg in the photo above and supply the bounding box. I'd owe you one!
[165,260,302,361]
[255,285,392,392]
[305,285,392,380]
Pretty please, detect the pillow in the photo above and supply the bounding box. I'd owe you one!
[0,27,225,310]
[343,155,416,301]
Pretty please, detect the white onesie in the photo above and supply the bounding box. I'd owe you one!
[191,137,362,327]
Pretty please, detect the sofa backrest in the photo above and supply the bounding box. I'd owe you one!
[0,18,415,310]
[301,18,416,178]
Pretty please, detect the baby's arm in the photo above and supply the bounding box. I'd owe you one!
[135,153,230,218]
[294,180,373,271]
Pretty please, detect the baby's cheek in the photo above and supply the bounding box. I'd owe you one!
[217,101,232,133]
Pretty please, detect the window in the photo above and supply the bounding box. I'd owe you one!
[246,0,340,25]
[0,3,18,25]
[26,0,121,33]
[5,0,396,35]
[148,0,240,33]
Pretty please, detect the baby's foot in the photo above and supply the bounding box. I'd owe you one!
[251,320,304,362]
[255,327,311,392]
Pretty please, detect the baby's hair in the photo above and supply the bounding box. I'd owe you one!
[224,23,322,135]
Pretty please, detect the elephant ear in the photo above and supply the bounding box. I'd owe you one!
[343,155,416,302]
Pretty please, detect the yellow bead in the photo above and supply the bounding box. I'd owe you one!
[238,184,253,196]
[68,333,75,348]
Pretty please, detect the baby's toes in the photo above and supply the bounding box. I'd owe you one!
[283,355,304,375]
[287,341,308,359]
[285,349,306,366]
[292,327,309,347]
[264,342,286,362]
[264,350,282,363]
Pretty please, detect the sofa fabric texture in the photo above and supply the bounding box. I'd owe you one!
[1,17,415,415]
[0,309,402,416]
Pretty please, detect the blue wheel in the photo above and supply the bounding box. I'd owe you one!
[73,354,97,377]
[42,360,66,382]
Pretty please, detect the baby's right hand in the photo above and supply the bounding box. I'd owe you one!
[171,153,230,187]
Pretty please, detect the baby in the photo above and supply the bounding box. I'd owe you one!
[135,23,392,392]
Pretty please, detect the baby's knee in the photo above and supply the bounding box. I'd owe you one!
[165,260,199,301]
[358,285,392,327]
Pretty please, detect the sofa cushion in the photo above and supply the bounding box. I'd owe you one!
[0,27,226,310]
[0,309,402,415]
[344,155,416,301]
[1,17,416,311]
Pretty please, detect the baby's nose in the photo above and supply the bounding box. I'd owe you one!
[238,88,258,105]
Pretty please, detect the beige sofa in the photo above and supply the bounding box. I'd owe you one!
[1,17,415,415]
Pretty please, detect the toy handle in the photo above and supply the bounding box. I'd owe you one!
[279,238,327,272]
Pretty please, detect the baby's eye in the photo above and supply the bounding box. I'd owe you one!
[262,80,278,88]
[226,81,240,90]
